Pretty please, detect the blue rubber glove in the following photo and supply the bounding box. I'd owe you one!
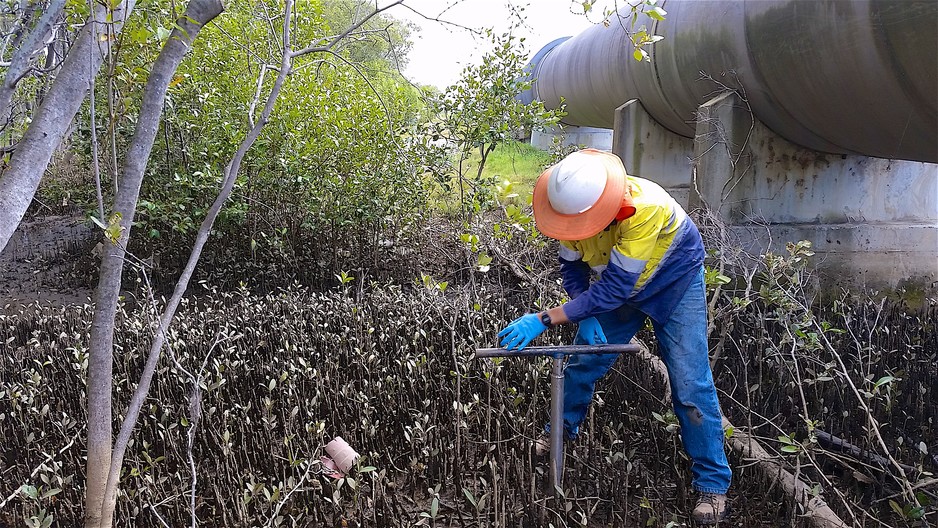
[575,317,607,345]
[498,313,547,351]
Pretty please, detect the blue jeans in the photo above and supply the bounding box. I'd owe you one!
[559,267,732,494]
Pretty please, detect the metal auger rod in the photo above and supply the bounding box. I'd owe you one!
[549,354,564,493]
[472,344,641,494]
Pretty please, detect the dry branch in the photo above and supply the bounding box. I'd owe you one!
[816,430,917,477]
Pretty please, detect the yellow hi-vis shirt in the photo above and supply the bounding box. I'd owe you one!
[559,176,705,324]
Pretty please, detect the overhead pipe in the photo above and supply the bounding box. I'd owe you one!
[520,0,938,164]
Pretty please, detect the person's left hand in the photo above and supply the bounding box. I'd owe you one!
[575,317,607,345]
[498,313,547,351]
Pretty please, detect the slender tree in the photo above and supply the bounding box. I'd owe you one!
[83,1,224,525]
[84,1,404,525]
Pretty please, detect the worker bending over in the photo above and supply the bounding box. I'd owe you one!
[498,149,732,525]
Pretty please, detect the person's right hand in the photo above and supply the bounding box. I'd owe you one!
[498,313,547,351]
[575,317,607,345]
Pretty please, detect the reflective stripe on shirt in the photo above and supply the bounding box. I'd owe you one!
[610,249,647,274]
[558,244,582,262]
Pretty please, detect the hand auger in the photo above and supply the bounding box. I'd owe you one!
[472,344,641,495]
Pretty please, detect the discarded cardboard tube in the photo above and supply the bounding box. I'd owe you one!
[325,436,359,475]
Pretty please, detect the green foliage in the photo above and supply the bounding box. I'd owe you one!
[777,433,801,454]
[419,272,448,293]
[475,140,553,194]
[411,32,564,293]
[703,265,731,291]
[628,0,667,62]
[119,0,434,268]
[18,484,59,528]
[137,169,232,238]
[428,31,564,219]
[891,499,927,521]
[576,0,666,62]
[651,409,679,434]
[90,211,124,244]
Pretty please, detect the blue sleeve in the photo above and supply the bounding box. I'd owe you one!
[562,260,640,323]
[559,257,591,299]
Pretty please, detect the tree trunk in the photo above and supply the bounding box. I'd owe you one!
[0,0,138,254]
[94,6,291,524]
[0,0,66,129]
[83,1,223,527]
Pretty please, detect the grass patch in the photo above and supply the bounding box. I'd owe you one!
[425,140,554,214]
[474,140,553,196]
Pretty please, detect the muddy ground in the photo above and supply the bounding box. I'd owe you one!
[0,215,96,307]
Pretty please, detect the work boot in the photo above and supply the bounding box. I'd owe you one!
[692,493,729,525]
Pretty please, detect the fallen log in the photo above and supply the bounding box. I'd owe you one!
[724,421,849,528]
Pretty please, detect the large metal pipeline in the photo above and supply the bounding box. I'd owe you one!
[521,0,938,164]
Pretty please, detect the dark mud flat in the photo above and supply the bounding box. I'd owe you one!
[0,215,95,308]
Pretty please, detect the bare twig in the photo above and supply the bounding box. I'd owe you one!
[812,320,918,503]
[263,460,315,528]
[248,64,272,128]
[148,505,171,528]
[88,0,104,221]
[291,0,404,58]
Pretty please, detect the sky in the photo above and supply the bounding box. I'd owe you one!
[390,0,597,89]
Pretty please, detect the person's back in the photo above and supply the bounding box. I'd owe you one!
[558,175,705,325]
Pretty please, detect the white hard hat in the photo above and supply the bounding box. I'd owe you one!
[546,150,608,214]
[532,149,629,240]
